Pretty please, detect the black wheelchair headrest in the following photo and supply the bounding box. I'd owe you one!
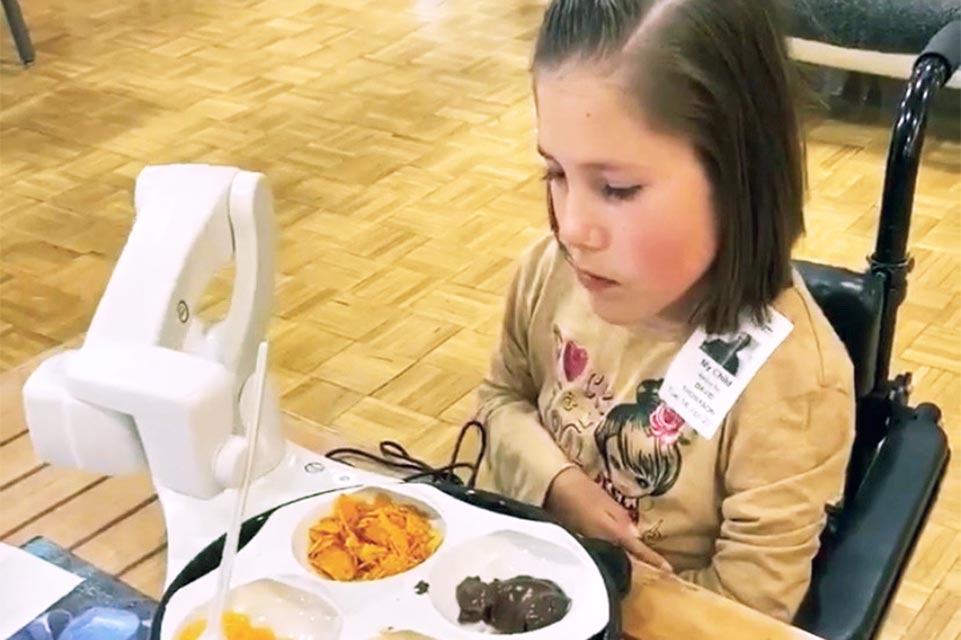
[794,260,885,398]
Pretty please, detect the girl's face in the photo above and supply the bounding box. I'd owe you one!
[604,443,644,501]
[535,65,718,328]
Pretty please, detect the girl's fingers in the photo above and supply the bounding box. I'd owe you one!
[610,518,673,572]
[549,478,674,573]
[622,536,673,572]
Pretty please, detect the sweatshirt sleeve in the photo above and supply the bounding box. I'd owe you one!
[678,386,854,622]
[474,241,575,506]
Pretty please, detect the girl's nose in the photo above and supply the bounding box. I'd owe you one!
[556,189,605,252]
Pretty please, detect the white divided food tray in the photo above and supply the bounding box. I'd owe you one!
[159,480,611,640]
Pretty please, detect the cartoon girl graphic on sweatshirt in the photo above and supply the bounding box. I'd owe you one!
[593,379,689,520]
[549,329,694,521]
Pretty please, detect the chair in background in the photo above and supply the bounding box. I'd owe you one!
[2,0,35,67]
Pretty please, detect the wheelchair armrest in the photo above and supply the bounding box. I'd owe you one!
[794,405,950,640]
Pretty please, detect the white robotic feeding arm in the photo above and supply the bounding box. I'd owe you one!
[23,164,285,499]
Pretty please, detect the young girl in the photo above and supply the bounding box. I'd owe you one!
[474,0,856,623]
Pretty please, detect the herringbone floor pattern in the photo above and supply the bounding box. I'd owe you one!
[1,1,958,638]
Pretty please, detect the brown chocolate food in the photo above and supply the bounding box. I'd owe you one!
[455,575,571,633]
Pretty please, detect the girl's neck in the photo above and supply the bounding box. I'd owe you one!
[630,314,693,342]
[632,281,707,341]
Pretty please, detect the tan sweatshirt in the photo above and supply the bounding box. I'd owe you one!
[474,234,856,622]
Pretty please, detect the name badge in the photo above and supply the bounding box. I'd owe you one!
[658,309,793,439]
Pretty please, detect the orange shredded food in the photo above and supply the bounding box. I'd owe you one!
[176,611,289,640]
[306,492,441,581]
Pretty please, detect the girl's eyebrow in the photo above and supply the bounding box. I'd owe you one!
[537,145,638,172]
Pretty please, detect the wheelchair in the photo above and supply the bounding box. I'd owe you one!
[791,20,959,640]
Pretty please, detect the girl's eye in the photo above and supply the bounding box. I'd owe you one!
[601,184,642,201]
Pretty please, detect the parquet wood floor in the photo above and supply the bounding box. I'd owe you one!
[1,1,959,638]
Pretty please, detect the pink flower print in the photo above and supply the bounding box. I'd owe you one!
[562,340,588,382]
[649,403,685,446]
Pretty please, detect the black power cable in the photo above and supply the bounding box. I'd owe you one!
[325,419,488,488]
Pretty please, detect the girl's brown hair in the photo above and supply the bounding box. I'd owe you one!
[533,0,806,335]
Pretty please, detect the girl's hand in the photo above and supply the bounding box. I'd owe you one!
[545,466,673,572]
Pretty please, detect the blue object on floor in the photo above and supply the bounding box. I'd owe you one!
[18,609,72,640]
[8,537,157,640]
[58,607,142,640]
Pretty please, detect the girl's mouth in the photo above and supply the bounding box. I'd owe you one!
[575,267,618,292]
